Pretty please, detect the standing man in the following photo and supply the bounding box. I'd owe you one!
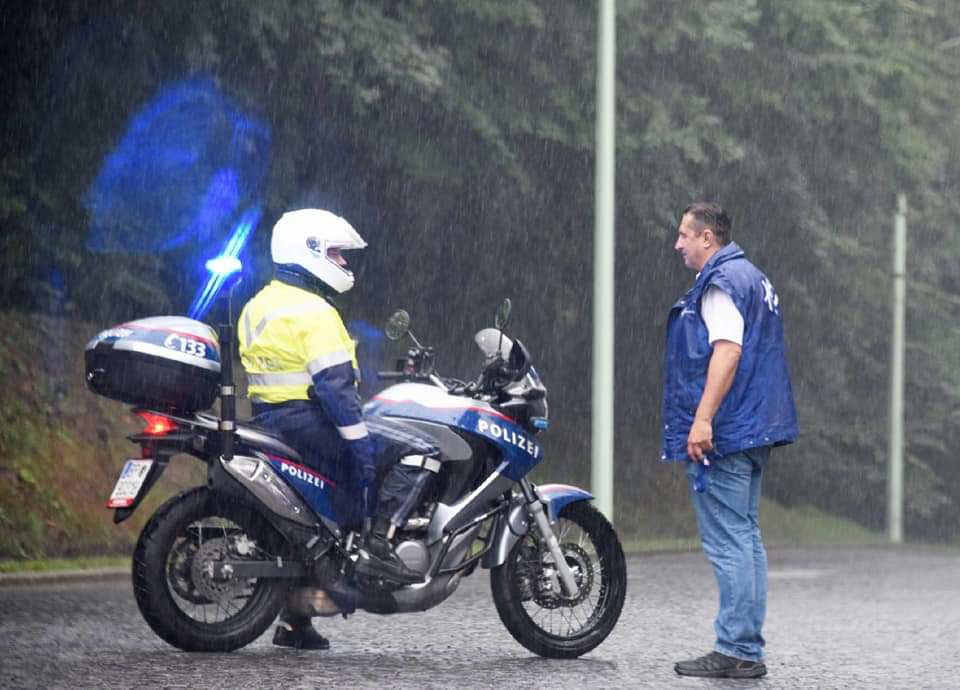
[662,202,798,679]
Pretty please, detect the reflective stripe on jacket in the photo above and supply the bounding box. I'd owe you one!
[661,242,799,461]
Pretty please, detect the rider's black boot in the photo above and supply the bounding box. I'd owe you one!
[354,533,423,584]
[272,615,330,650]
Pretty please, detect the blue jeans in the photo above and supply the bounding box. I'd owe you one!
[686,446,770,662]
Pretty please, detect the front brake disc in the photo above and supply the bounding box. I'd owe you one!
[532,543,593,609]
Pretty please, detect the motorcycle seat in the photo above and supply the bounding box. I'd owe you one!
[195,412,279,438]
[236,419,283,438]
[193,413,302,462]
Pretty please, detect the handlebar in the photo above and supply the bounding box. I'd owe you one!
[378,370,479,397]
[376,370,442,385]
[377,371,407,381]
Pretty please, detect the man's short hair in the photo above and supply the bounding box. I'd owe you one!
[683,201,731,245]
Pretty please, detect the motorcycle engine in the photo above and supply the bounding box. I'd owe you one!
[394,539,429,575]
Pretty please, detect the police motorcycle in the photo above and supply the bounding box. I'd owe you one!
[85,294,626,658]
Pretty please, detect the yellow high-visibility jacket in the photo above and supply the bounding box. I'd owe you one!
[238,280,368,442]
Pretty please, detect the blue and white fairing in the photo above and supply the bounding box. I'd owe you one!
[365,383,544,481]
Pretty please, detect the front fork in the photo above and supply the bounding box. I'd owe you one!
[519,478,579,598]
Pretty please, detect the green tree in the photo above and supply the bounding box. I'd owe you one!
[3,0,959,540]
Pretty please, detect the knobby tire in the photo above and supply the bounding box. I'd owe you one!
[132,486,287,652]
[490,501,627,659]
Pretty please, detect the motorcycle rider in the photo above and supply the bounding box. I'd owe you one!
[238,208,441,650]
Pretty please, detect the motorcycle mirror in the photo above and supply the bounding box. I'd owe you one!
[495,298,512,331]
[385,310,411,341]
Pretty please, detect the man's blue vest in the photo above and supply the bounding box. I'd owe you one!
[661,242,798,461]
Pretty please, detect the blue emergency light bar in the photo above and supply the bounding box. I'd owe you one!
[188,205,261,319]
[205,255,242,276]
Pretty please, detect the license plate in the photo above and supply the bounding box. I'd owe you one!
[106,459,154,508]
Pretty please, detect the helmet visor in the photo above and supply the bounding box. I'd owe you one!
[326,245,348,268]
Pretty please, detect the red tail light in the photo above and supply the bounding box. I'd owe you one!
[136,411,178,436]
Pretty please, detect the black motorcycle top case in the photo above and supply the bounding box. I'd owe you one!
[85,316,221,413]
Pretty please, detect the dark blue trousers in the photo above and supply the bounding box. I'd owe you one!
[252,402,437,527]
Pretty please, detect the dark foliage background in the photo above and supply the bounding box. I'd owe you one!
[2,0,958,541]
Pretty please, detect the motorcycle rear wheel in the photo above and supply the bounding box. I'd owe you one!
[490,501,626,658]
[132,487,288,652]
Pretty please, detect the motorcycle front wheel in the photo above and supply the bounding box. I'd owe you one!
[490,501,626,658]
[132,487,288,652]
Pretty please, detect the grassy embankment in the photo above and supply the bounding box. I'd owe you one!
[0,310,892,574]
[0,311,204,566]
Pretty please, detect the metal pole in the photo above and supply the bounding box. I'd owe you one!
[219,280,241,463]
[888,193,906,544]
[592,0,615,522]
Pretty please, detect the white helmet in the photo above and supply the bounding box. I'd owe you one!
[270,209,367,293]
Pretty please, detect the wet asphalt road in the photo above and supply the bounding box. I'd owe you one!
[1,547,957,689]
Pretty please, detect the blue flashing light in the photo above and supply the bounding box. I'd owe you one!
[205,255,242,276]
[85,77,270,254]
[188,205,262,320]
